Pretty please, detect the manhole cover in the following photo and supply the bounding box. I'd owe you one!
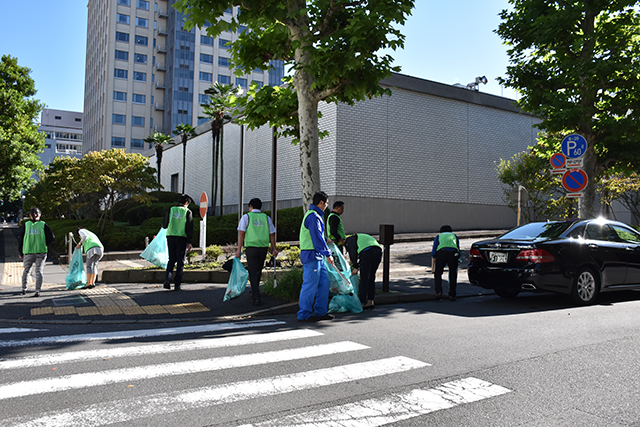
[52,296,90,306]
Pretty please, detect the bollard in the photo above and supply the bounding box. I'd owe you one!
[68,232,73,262]
[379,224,394,293]
[145,236,149,248]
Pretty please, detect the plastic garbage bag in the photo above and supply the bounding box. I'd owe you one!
[224,257,249,301]
[140,228,169,269]
[329,274,363,313]
[65,247,87,290]
[326,259,354,295]
[328,242,350,275]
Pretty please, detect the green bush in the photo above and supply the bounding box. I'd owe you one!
[263,267,303,302]
[273,207,305,242]
[205,245,224,260]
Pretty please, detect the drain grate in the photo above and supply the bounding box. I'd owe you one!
[52,296,90,306]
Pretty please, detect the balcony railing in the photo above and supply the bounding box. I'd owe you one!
[155,62,166,71]
[154,102,165,111]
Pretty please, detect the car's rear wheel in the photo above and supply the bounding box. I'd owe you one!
[570,267,599,305]
[494,288,520,298]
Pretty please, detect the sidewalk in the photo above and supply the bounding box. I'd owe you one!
[0,223,500,325]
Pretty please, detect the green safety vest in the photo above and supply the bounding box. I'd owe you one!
[356,234,381,253]
[167,206,188,237]
[436,232,459,251]
[244,212,270,247]
[23,221,47,254]
[326,212,345,241]
[81,229,103,252]
[299,209,319,251]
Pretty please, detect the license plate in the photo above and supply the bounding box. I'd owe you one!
[489,252,508,264]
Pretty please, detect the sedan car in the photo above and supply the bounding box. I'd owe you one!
[467,218,640,305]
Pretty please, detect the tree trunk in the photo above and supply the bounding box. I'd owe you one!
[220,125,224,215]
[212,133,220,215]
[580,135,598,219]
[210,124,216,215]
[182,137,187,194]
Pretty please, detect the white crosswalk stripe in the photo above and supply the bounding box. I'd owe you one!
[0,321,510,427]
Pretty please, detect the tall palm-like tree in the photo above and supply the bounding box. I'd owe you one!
[200,82,240,215]
[144,131,174,196]
[173,124,196,194]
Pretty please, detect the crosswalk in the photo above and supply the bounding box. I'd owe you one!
[0,321,511,426]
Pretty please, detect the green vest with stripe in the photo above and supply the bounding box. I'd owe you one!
[356,234,381,253]
[23,221,47,254]
[326,212,345,241]
[244,212,270,247]
[299,210,319,251]
[81,229,103,252]
[436,232,458,251]
[167,206,188,237]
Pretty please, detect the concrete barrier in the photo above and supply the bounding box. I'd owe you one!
[101,268,230,284]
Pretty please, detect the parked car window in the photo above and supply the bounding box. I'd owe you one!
[566,224,585,239]
[500,222,572,240]
[610,224,640,243]
[585,223,619,242]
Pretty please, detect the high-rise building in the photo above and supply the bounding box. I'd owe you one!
[83,0,284,154]
[38,108,83,166]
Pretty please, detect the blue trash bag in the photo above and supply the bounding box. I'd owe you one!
[65,248,87,290]
[329,274,363,313]
[140,228,169,269]
[224,257,249,301]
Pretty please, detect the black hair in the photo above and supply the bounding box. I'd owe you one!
[333,201,344,209]
[29,207,41,219]
[178,194,192,205]
[75,227,82,235]
[312,191,328,206]
[249,198,262,210]
[440,225,453,233]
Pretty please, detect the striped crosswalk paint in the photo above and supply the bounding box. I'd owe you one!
[0,328,43,334]
[0,319,285,348]
[238,377,512,427]
[4,356,428,427]
[0,328,323,370]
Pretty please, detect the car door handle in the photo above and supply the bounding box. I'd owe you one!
[588,244,598,249]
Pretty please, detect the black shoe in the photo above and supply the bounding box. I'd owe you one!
[86,284,95,289]
[32,292,40,298]
[449,296,457,301]
[163,282,171,290]
[252,299,262,306]
[173,284,181,291]
[297,317,318,323]
[21,290,26,295]
[313,314,335,321]
[435,292,442,300]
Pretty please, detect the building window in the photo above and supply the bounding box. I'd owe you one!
[134,53,147,64]
[114,68,128,79]
[198,94,210,104]
[197,117,209,126]
[224,8,232,14]
[253,67,264,74]
[269,59,285,86]
[251,80,264,88]
[217,74,231,84]
[116,32,130,43]
[199,72,212,82]
[218,57,229,67]
[132,93,146,104]
[136,17,149,28]
[111,136,126,147]
[200,53,213,64]
[133,71,147,82]
[117,0,130,5]
[135,35,148,45]
[117,13,130,24]
[131,138,144,149]
[200,35,213,46]
[112,114,126,125]
[137,0,149,10]
[236,77,247,88]
[238,25,247,34]
[113,91,127,102]
[75,118,82,122]
[219,39,230,49]
[132,116,145,127]
[55,116,62,120]
[170,173,179,193]
[115,50,129,61]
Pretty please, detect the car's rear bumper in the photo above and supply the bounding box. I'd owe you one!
[467,265,572,294]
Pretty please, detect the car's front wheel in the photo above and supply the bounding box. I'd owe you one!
[570,267,599,305]
[494,288,520,298]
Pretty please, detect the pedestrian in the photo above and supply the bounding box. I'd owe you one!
[75,227,104,289]
[162,194,193,291]
[18,207,55,297]
[235,198,278,306]
[432,225,460,301]
[326,201,346,252]
[298,191,335,322]
[345,233,382,310]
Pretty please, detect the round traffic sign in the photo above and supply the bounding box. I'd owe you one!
[562,169,588,193]
[199,192,208,218]
[561,134,587,158]
[550,153,566,169]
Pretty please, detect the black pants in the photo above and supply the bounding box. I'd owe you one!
[359,246,382,304]
[434,249,458,297]
[166,236,188,288]
[245,246,268,302]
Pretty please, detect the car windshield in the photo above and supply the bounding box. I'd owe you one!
[499,222,573,241]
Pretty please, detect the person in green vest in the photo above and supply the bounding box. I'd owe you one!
[75,227,104,289]
[235,198,278,306]
[432,225,460,301]
[345,233,382,310]
[326,201,346,252]
[18,207,55,297]
[162,194,193,291]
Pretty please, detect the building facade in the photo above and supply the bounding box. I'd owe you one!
[38,108,83,166]
[83,0,284,154]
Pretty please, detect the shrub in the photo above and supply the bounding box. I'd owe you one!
[205,245,224,260]
[263,267,303,302]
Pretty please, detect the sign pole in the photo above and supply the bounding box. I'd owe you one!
[199,192,208,261]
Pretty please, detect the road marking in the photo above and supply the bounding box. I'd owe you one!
[239,377,512,427]
[5,356,428,427]
[0,319,285,348]
[0,329,323,370]
[0,328,43,334]
[0,341,370,400]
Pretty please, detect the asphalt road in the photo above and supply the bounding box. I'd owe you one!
[1,289,639,426]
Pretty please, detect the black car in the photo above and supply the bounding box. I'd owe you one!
[467,218,640,305]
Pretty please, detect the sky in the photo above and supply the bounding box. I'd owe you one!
[0,0,517,114]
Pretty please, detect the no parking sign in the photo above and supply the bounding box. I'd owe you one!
[562,169,587,195]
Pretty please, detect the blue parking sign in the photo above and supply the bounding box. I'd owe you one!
[561,134,587,158]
